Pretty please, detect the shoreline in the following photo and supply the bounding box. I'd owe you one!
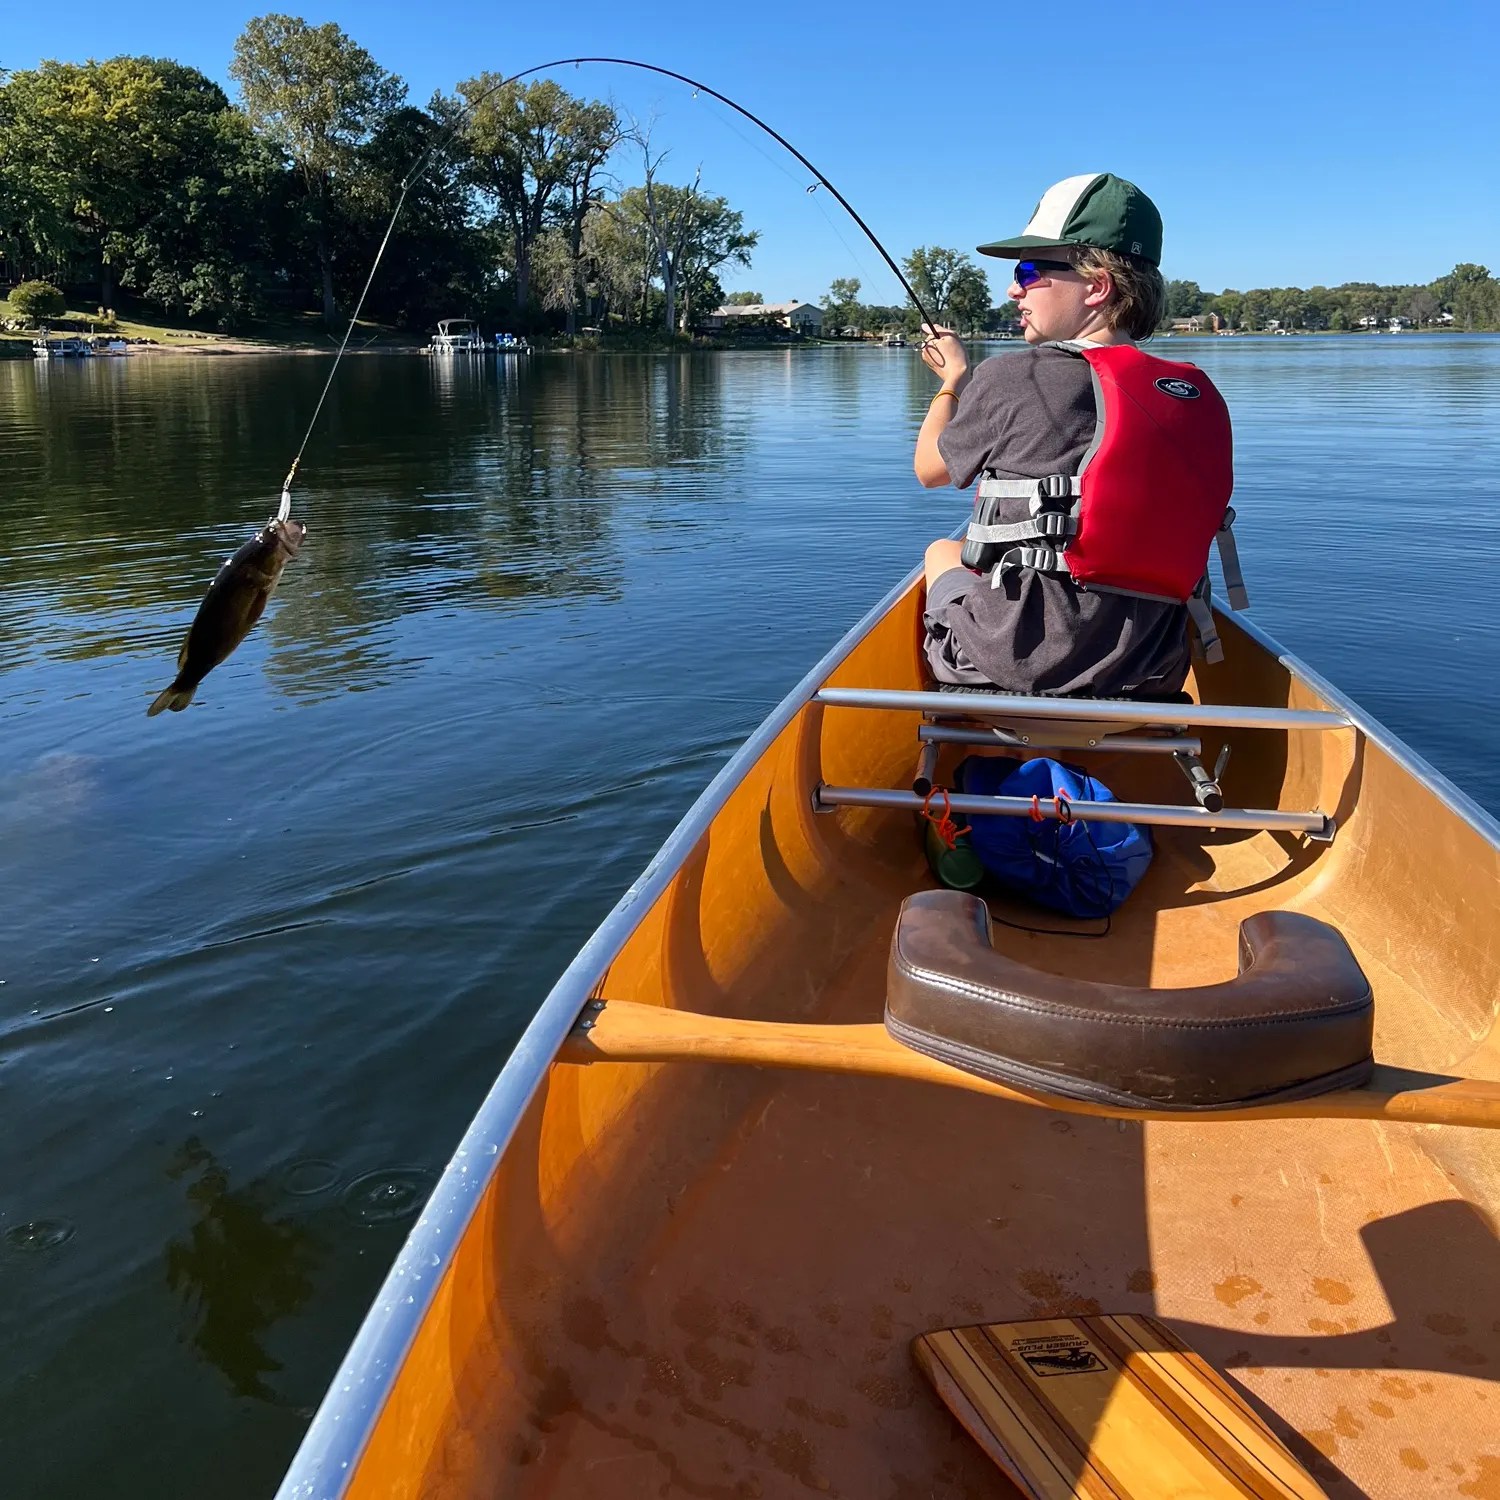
[4,328,1495,360]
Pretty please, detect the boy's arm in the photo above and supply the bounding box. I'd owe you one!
[914,327,970,488]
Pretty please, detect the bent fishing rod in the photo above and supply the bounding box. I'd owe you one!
[274,56,936,520]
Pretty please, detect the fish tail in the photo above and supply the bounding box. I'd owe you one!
[147,683,196,716]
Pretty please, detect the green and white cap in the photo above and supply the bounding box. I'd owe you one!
[977,173,1162,266]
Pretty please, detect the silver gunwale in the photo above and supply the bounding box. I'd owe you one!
[275,561,925,1499]
[275,584,1500,1500]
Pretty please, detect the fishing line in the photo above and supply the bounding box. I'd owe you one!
[685,91,881,300]
[274,55,935,518]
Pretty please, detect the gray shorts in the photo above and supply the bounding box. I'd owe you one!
[922,567,992,686]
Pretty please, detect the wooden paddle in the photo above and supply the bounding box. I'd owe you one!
[560,1000,1500,1129]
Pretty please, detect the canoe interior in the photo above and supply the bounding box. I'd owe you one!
[347,582,1500,1499]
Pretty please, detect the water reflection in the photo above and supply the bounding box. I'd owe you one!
[0,351,747,695]
[164,1138,318,1404]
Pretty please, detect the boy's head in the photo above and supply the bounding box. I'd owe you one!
[978,174,1167,343]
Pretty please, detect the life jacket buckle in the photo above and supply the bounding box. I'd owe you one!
[1038,473,1072,502]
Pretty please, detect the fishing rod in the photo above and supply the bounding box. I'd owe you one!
[274,55,935,519]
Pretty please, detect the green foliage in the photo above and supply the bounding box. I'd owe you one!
[902,246,989,332]
[230,15,404,182]
[724,290,764,305]
[821,276,864,332]
[231,14,405,319]
[0,56,282,324]
[9,279,65,318]
[458,75,620,326]
[1194,267,1497,333]
[1165,279,1203,317]
[619,176,757,332]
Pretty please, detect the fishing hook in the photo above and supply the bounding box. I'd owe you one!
[276,56,936,514]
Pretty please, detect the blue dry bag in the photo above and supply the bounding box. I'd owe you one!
[955,756,1153,918]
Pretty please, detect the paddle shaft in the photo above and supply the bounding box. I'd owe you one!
[560,1001,1500,1130]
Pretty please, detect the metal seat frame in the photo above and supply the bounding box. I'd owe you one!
[811,688,1351,840]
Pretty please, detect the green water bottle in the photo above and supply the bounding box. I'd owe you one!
[923,814,986,891]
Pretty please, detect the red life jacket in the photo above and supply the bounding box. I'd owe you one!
[961,342,1246,656]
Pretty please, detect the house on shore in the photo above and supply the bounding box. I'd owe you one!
[703,301,824,336]
[1169,314,1220,333]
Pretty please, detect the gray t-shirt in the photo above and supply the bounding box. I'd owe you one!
[930,343,1191,698]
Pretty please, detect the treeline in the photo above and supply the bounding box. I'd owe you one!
[820,249,999,337]
[1165,271,1499,332]
[0,14,758,333]
[819,257,1500,339]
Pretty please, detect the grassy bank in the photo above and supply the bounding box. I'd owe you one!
[0,297,423,352]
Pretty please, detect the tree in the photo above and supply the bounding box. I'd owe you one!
[947,263,991,334]
[338,102,492,330]
[1406,288,1440,327]
[1210,289,1243,330]
[902,246,988,330]
[460,76,620,326]
[555,97,621,334]
[983,300,1019,332]
[621,158,757,332]
[577,198,650,327]
[231,13,405,321]
[1269,285,1308,330]
[820,276,863,333]
[9,279,64,319]
[0,57,279,321]
[1165,279,1204,317]
[1433,263,1496,331]
[724,290,764,305]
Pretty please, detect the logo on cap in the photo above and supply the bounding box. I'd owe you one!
[1154,377,1200,400]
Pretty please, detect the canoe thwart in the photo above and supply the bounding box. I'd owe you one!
[918,722,1205,755]
[914,1314,1329,1498]
[888,891,1374,1111]
[814,686,1354,732]
[559,1000,1500,1129]
[814,783,1335,838]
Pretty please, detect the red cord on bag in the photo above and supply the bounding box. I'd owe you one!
[921,786,960,850]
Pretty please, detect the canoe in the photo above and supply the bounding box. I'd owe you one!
[277,563,1500,1499]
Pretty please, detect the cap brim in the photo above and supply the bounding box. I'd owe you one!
[975,234,1079,258]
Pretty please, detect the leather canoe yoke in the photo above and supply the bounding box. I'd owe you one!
[885,890,1374,1110]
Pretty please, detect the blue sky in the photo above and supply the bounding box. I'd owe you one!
[5,1,1496,305]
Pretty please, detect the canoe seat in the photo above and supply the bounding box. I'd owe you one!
[915,1313,1330,1498]
[885,889,1373,1110]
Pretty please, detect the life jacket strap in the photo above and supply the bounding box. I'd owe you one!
[967,510,1077,545]
[1216,507,1249,610]
[975,475,1082,503]
[1186,576,1225,665]
[968,475,1081,552]
[989,545,1071,587]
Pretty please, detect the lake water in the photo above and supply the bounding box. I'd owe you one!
[1,336,1497,1496]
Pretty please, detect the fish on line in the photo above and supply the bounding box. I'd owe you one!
[147,518,306,716]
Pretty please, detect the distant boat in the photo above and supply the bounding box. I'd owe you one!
[882,332,908,348]
[493,332,530,353]
[32,335,93,358]
[426,319,485,354]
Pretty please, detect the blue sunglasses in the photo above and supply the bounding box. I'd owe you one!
[1015,259,1075,290]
